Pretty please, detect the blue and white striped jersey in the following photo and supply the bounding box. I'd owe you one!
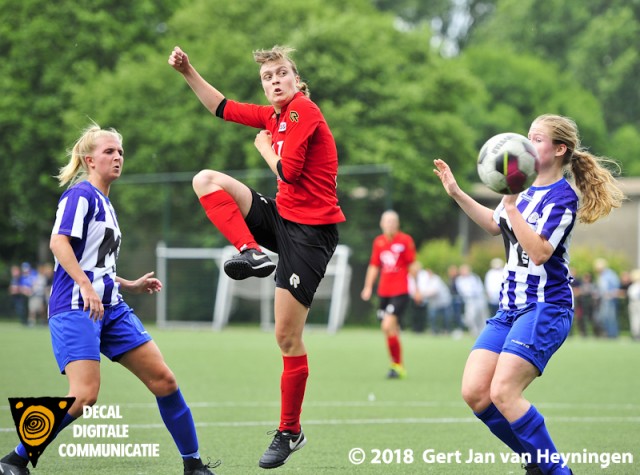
[493,178,578,310]
[48,181,122,316]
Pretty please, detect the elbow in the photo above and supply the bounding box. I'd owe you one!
[49,236,59,254]
[530,251,552,267]
[278,160,302,184]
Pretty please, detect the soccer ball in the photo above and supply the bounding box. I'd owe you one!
[477,133,539,194]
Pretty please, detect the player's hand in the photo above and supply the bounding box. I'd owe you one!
[80,282,104,321]
[168,46,190,73]
[433,159,462,197]
[128,272,163,295]
[361,287,372,301]
[254,130,273,155]
[501,194,518,206]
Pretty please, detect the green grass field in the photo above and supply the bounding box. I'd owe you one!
[1,322,638,475]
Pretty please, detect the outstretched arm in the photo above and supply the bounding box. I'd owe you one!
[168,46,225,116]
[116,272,163,295]
[433,159,500,236]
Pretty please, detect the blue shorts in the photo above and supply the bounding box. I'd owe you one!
[472,302,573,374]
[49,302,152,374]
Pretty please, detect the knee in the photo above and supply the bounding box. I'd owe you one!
[461,381,491,413]
[68,391,99,416]
[381,318,398,336]
[275,330,301,355]
[489,379,511,411]
[192,169,221,197]
[151,368,178,397]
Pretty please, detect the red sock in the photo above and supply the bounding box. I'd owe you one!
[198,190,260,251]
[387,335,402,365]
[279,354,309,434]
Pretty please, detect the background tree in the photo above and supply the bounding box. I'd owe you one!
[0,0,178,265]
[469,0,640,168]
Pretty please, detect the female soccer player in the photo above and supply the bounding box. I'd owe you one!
[168,45,345,469]
[434,114,624,475]
[361,210,420,379]
[0,125,217,475]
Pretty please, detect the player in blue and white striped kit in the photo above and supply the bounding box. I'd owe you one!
[434,114,625,475]
[0,124,218,475]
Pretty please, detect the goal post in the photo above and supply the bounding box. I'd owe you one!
[155,242,352,332]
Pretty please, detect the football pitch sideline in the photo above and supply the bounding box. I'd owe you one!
[0,322,638,474]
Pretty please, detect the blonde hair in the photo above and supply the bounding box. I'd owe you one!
[253,45,310,98]
[533,114,625,224]
[57,123,122,187]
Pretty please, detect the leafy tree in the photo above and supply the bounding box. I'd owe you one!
[0,0,179,263]
[372,0,498,55]
[469,0,640,168]
[458,46,608,155]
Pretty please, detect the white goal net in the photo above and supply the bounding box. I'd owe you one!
[155,242,352,333]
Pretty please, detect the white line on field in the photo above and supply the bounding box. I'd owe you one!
[3,400,637,410]
[1,416,640,433]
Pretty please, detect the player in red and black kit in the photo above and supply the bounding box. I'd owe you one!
[361,211,420,379]
[168,45,345,469]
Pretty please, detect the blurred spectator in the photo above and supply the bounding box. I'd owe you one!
[484,258,504,316]
[424,269,453,335]
[408,270,427,333]
[573,271,599,337]
[27,263,50,326]
[9,265,26,321]
[17,263,35,325]
[447,264,465,334]
[594,258,620,338]
[413,268,453,335]
[455,264,489,337]
[627,269,640,341]
[42,262,54,307]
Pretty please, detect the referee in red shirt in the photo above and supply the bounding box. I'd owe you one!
[361,210,420,379]
[169,45,345,470]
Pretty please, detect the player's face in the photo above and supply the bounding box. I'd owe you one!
[86,136,124,184]
[380,213,399,236]
[260,59,300,112]
[528,123,563,169]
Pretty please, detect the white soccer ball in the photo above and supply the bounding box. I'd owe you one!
[477,132,539,194]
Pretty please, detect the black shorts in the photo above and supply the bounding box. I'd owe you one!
[245,189,339,307]
[377,294,411,325]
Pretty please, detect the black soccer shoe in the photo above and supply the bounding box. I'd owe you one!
[223,248,276,280]
[183,457,221,475]
[258,429,307,469]
[0,461,30,475]
[523,463,543,475]
[0,452,29,475]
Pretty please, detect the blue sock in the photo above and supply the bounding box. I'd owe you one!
[510,405,571,474]
[15,412,76,460]
[14,443,28,460]
[475,403,529,458]
[156,388,200,459]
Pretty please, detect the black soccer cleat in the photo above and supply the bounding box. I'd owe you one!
[522,463,543,475]
[0,461,30,475]
[223,248,276,280]
[258,429,306,469]
[183,457,221,475]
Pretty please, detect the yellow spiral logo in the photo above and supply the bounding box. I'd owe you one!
[18,405,54,447]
